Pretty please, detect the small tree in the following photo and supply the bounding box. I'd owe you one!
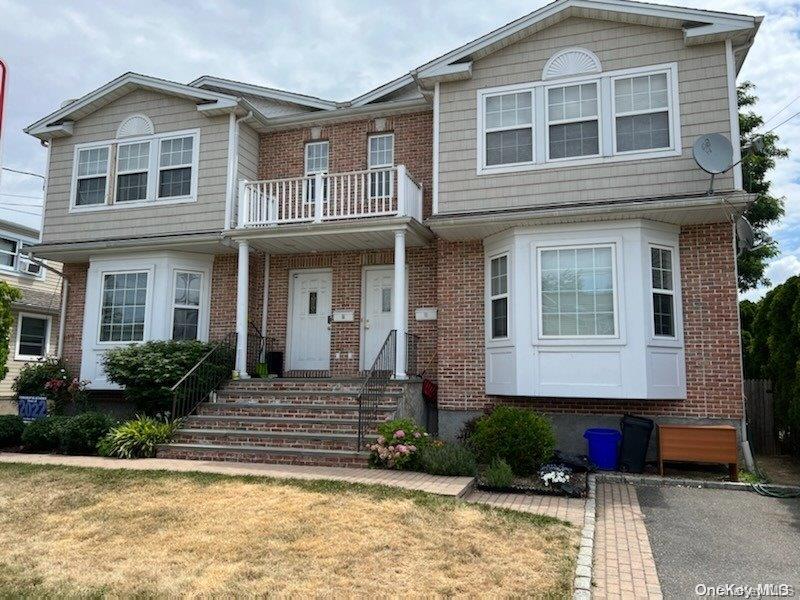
[0,282,22,381]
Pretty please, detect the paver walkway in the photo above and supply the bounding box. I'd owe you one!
[594,482,662,599]
[0,453,473,497]
[464,490,585,527]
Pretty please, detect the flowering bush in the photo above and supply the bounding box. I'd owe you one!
[368,418,429,470]
[13,358,81,414]
[539,464,572,487]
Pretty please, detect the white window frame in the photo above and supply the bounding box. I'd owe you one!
[488,253,511,341]
[115,140,152,203]
[69,128,200,213]
[649,244,677,340]
[476,63,681,175]
[536,243,619,340]
[0,232,44,280]
[611,70,675,156]
[478,86,536,170]
[368,133,395,200]
[545,81,602,162]
[15,313,52,360]
[96,269,151,345]
[304,140,329,202]
[368,133,394,168]
[170,269,204,341]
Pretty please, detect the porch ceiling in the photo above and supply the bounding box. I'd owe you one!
[225,216,434,254]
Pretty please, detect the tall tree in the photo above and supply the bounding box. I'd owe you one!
[737,82,788,292]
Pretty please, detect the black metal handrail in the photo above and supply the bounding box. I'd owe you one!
[356,329,396,450]
[171,332,237,420]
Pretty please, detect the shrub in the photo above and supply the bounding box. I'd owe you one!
[417,442,476,476]
[103,340,231,414]
[98,415,180,459]
[59,412,115,455]
[0,415,24,448]
[13,358,77,414]
[21,416,69,452]
[369,418,429,470]
[484,458,514,489]
[468,406,556,475]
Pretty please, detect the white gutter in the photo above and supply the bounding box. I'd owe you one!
[223,113,237,230]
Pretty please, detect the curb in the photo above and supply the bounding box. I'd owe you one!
[598,472,800,494]
[573,474,596,600]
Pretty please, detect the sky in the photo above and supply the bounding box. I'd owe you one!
[0,0,798,301]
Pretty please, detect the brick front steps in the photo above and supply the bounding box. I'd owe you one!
[157,378,400,467]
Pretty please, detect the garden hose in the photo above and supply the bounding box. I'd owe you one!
[749,483,800,498]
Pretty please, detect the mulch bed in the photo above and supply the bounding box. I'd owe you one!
[475,471,589,498]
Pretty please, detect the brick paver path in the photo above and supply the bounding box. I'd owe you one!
[464,490,586,527]
[594,482,662,599]
[0,453,473,497]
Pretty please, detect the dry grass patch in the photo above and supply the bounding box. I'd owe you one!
[0,463,577,598]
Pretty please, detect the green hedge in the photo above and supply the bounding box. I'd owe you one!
[21,413,114,455]
[0,415,24,448]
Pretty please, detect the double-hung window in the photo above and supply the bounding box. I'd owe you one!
[547,83,599,159]
[99,272,148,342]
[158,136,194,198]
[368,133,394,200]
[540,246,615,337]
[490,255,509,339]
[116,141,150,202]
[172,271,202,341]
[484,91,534,167]
[650,246,675,337]
[0,237,42,277]
[75,147,110,205]
[304,141,329,202]
[0,237,18,269]
[613,73,671,153]
[16,315,49,359]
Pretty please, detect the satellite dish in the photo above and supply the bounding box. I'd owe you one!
[736,215,755,256]
[693,133,734,174]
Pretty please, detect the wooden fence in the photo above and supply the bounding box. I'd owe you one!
[744,379,776,455]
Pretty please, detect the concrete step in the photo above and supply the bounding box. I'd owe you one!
[215,389,401,406]
[183,414,365,434]
[156,442,369,468]
[172,428,361,451]
[197,401,395,420]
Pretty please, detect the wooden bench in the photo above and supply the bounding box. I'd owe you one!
[658,425,738,481]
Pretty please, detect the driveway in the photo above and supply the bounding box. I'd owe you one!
[637,485,800,599]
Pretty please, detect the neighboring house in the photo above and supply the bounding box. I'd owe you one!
[0,218,63,413]
[23,0,760,461]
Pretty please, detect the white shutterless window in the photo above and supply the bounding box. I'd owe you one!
[546,82,600,160]
[368,133,394,200]
[99,271,148,343]
[0,237,17,270]
[116,141,150,202]
[539,245,616,338]
[613,72,672,153]
[482,90,534,167]
[490,255,509,339]
[650,246,676,337]
[304,141,329,201]
[158,136,194,199]
[75,146,111,206]
[171,271,202,340]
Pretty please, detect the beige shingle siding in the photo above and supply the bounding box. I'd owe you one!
[0,310,60,401]
[238,123,259,181]
[437,17,735,215]
[43,88,230,244]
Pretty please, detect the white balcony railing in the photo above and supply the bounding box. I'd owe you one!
[237,165,422,228]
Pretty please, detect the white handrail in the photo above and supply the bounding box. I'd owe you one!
[239,165,422,227]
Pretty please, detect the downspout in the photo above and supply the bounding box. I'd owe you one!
[57,278,68,358]
[225,110,254,230]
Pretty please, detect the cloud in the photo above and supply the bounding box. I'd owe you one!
[0,0,798,291]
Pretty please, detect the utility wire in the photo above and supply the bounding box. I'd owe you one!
[0,201,43,207]
[0,192,44,200]
[761,93,800,129]
[1,167,45,180]
[762,108,800,135]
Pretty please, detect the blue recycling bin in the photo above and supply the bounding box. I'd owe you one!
[584,428,622,470]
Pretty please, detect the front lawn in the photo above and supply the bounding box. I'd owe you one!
[0,463,577,598]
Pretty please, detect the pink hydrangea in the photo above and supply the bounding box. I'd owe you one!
[394,430,406,439]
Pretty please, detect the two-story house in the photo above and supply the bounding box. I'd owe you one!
[0,218,64,413]
[24,0,760,464]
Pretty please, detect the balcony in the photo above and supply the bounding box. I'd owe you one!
[238,165,423,228]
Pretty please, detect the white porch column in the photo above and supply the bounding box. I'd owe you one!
[235,240,250,378]
[393,229,407,379]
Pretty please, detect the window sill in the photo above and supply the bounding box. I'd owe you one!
[0,267,44,281]
[477,146,682,176]
[69,196,197,214]
[14,354,46,362]
[534,335,627,347]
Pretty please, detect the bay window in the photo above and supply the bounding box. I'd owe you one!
[172,271,202,340]
[477,63,679,173]
[99,272,148,342]
[490,255,509,338]
[651,246,675,337]
[539,246,615,337]
[71,129,198,210]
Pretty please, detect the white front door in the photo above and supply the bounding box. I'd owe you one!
[288,270,332,371]
[362,267,395,369]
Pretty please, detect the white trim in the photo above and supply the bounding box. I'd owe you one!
[96,268,153,345]
[535,242,620,341]
[542,47,602,80]
[69,128,200,212]
[14,312,52,361]
[476,63,681,175]
[189,75,337,110]
[648,243,677,341]
[726,39,743,189]
[224,112,237,230]
[285,268,333,372]
[304,140,329,175]
[350,74,416,107]
[432,82,440,215]
[368,133,395,168]
[486,252,511,343]
[544,79,602,162]
[116,113,154,138]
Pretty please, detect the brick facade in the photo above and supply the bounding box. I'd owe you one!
[61,263,88,377]
[436,222,744,421]
[259,112,434,218]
